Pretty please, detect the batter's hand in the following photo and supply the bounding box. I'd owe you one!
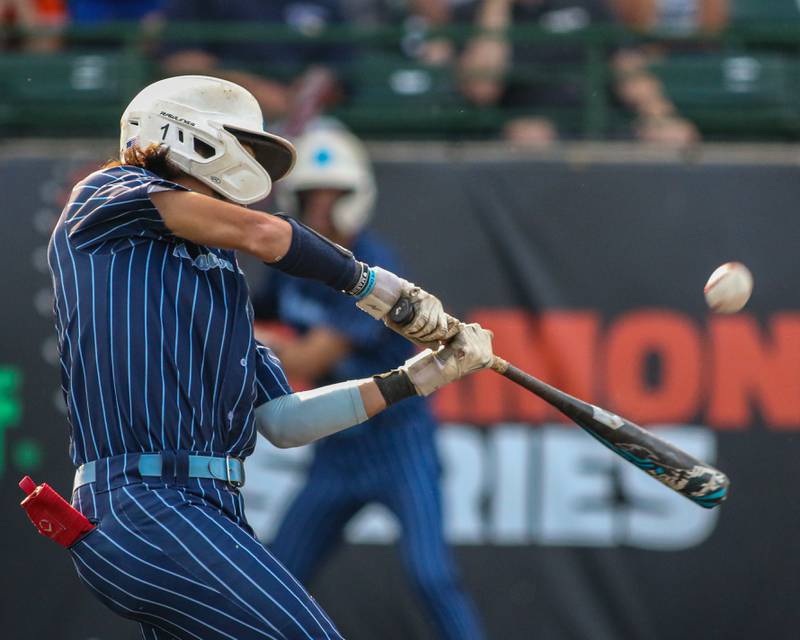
[401,323,494,396]
[356,267,457,344]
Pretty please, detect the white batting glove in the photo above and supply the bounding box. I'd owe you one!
[402,323,494,396]
[356,267,456,344]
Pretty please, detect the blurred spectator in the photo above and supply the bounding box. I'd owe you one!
[66,0,164,23]
[609,1,729,144]
[343,0,454,64]
[1,0,64,50]
[457,0,698,147]
[342,0,450,26]
[160,0,352,122]
[611,0,728,34]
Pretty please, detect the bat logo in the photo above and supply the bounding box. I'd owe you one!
[591,405,625,430]
[614,443,727,497]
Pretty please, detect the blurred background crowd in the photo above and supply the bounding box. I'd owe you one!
[1,0,799,147]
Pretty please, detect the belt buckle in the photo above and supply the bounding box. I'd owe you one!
[225,455,244,489]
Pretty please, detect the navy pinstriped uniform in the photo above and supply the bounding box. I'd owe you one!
[254,232,485,640]
[49,165,344,640]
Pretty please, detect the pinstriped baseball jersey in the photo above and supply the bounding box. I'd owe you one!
[48,165,291,467]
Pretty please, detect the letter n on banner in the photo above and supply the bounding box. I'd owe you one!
[604,310,703,425]
[708,313,800,429]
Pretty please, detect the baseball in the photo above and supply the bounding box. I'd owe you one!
[704,262,753,313]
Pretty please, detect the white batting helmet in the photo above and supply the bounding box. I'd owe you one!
[276,121,376,236]
[120,75,296,205]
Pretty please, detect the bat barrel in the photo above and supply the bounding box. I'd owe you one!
[499,364,730,509]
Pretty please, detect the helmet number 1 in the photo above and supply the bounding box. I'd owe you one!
[160,124,169,140]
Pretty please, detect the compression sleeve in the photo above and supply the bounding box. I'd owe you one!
[255,380,369,448]
[269,215,372,295]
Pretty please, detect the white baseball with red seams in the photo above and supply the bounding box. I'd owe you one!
[704,262,753,313]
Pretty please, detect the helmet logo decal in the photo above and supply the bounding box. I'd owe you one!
[314,148,333,166]
[159,110,196,127]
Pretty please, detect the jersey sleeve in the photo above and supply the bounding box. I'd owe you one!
[254,341,293,407]
[65,166,188,251]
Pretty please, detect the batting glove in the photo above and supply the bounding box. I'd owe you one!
[401,323,494,396]
[356,267,457,344]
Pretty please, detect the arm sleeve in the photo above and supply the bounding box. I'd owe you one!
[255,380,368,448]
[65,167,188,251]
[254,341,293,406]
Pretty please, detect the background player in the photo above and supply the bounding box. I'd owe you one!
[253,120,485,640]
[49,75,494,639]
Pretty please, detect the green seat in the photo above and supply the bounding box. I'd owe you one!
[732,0,800,23]
[649,53,800,138]
[332,53,493,138]
[0,52,149,136]
[334,53,591,139]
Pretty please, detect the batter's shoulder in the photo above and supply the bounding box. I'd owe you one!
[74,164,161,191]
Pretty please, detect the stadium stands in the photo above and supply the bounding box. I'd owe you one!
[1,16,800,140]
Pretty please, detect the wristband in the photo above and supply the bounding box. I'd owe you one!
[373,369,418,407]
[351,266,375,299]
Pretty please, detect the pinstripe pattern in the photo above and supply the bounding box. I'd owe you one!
[71,480,341,640]
[52,166,341,638]
[48,166,291,466]
[257,233,485,640]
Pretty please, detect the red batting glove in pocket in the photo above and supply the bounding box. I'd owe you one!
[19,476,95,548]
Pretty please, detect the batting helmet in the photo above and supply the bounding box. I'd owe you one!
[276,121,376,237]
[120,75,296,205]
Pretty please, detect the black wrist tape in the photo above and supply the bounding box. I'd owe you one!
[373,369,418,407]
[270,215,364,292]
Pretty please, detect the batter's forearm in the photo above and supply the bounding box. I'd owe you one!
[151,191,368,293]
[256,380,385,448]
[151,190,292,261]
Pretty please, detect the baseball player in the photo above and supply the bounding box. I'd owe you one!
[253,121,485,640]
[48,75,494,640]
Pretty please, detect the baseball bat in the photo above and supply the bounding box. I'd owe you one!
[281,67,336,138]
[389,298,730,509]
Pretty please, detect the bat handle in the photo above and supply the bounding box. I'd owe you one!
[389,297,462,337]
[389,297,416,326]
[490,356,510,374]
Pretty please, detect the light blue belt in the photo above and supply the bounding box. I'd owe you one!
[74,453,245,491]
